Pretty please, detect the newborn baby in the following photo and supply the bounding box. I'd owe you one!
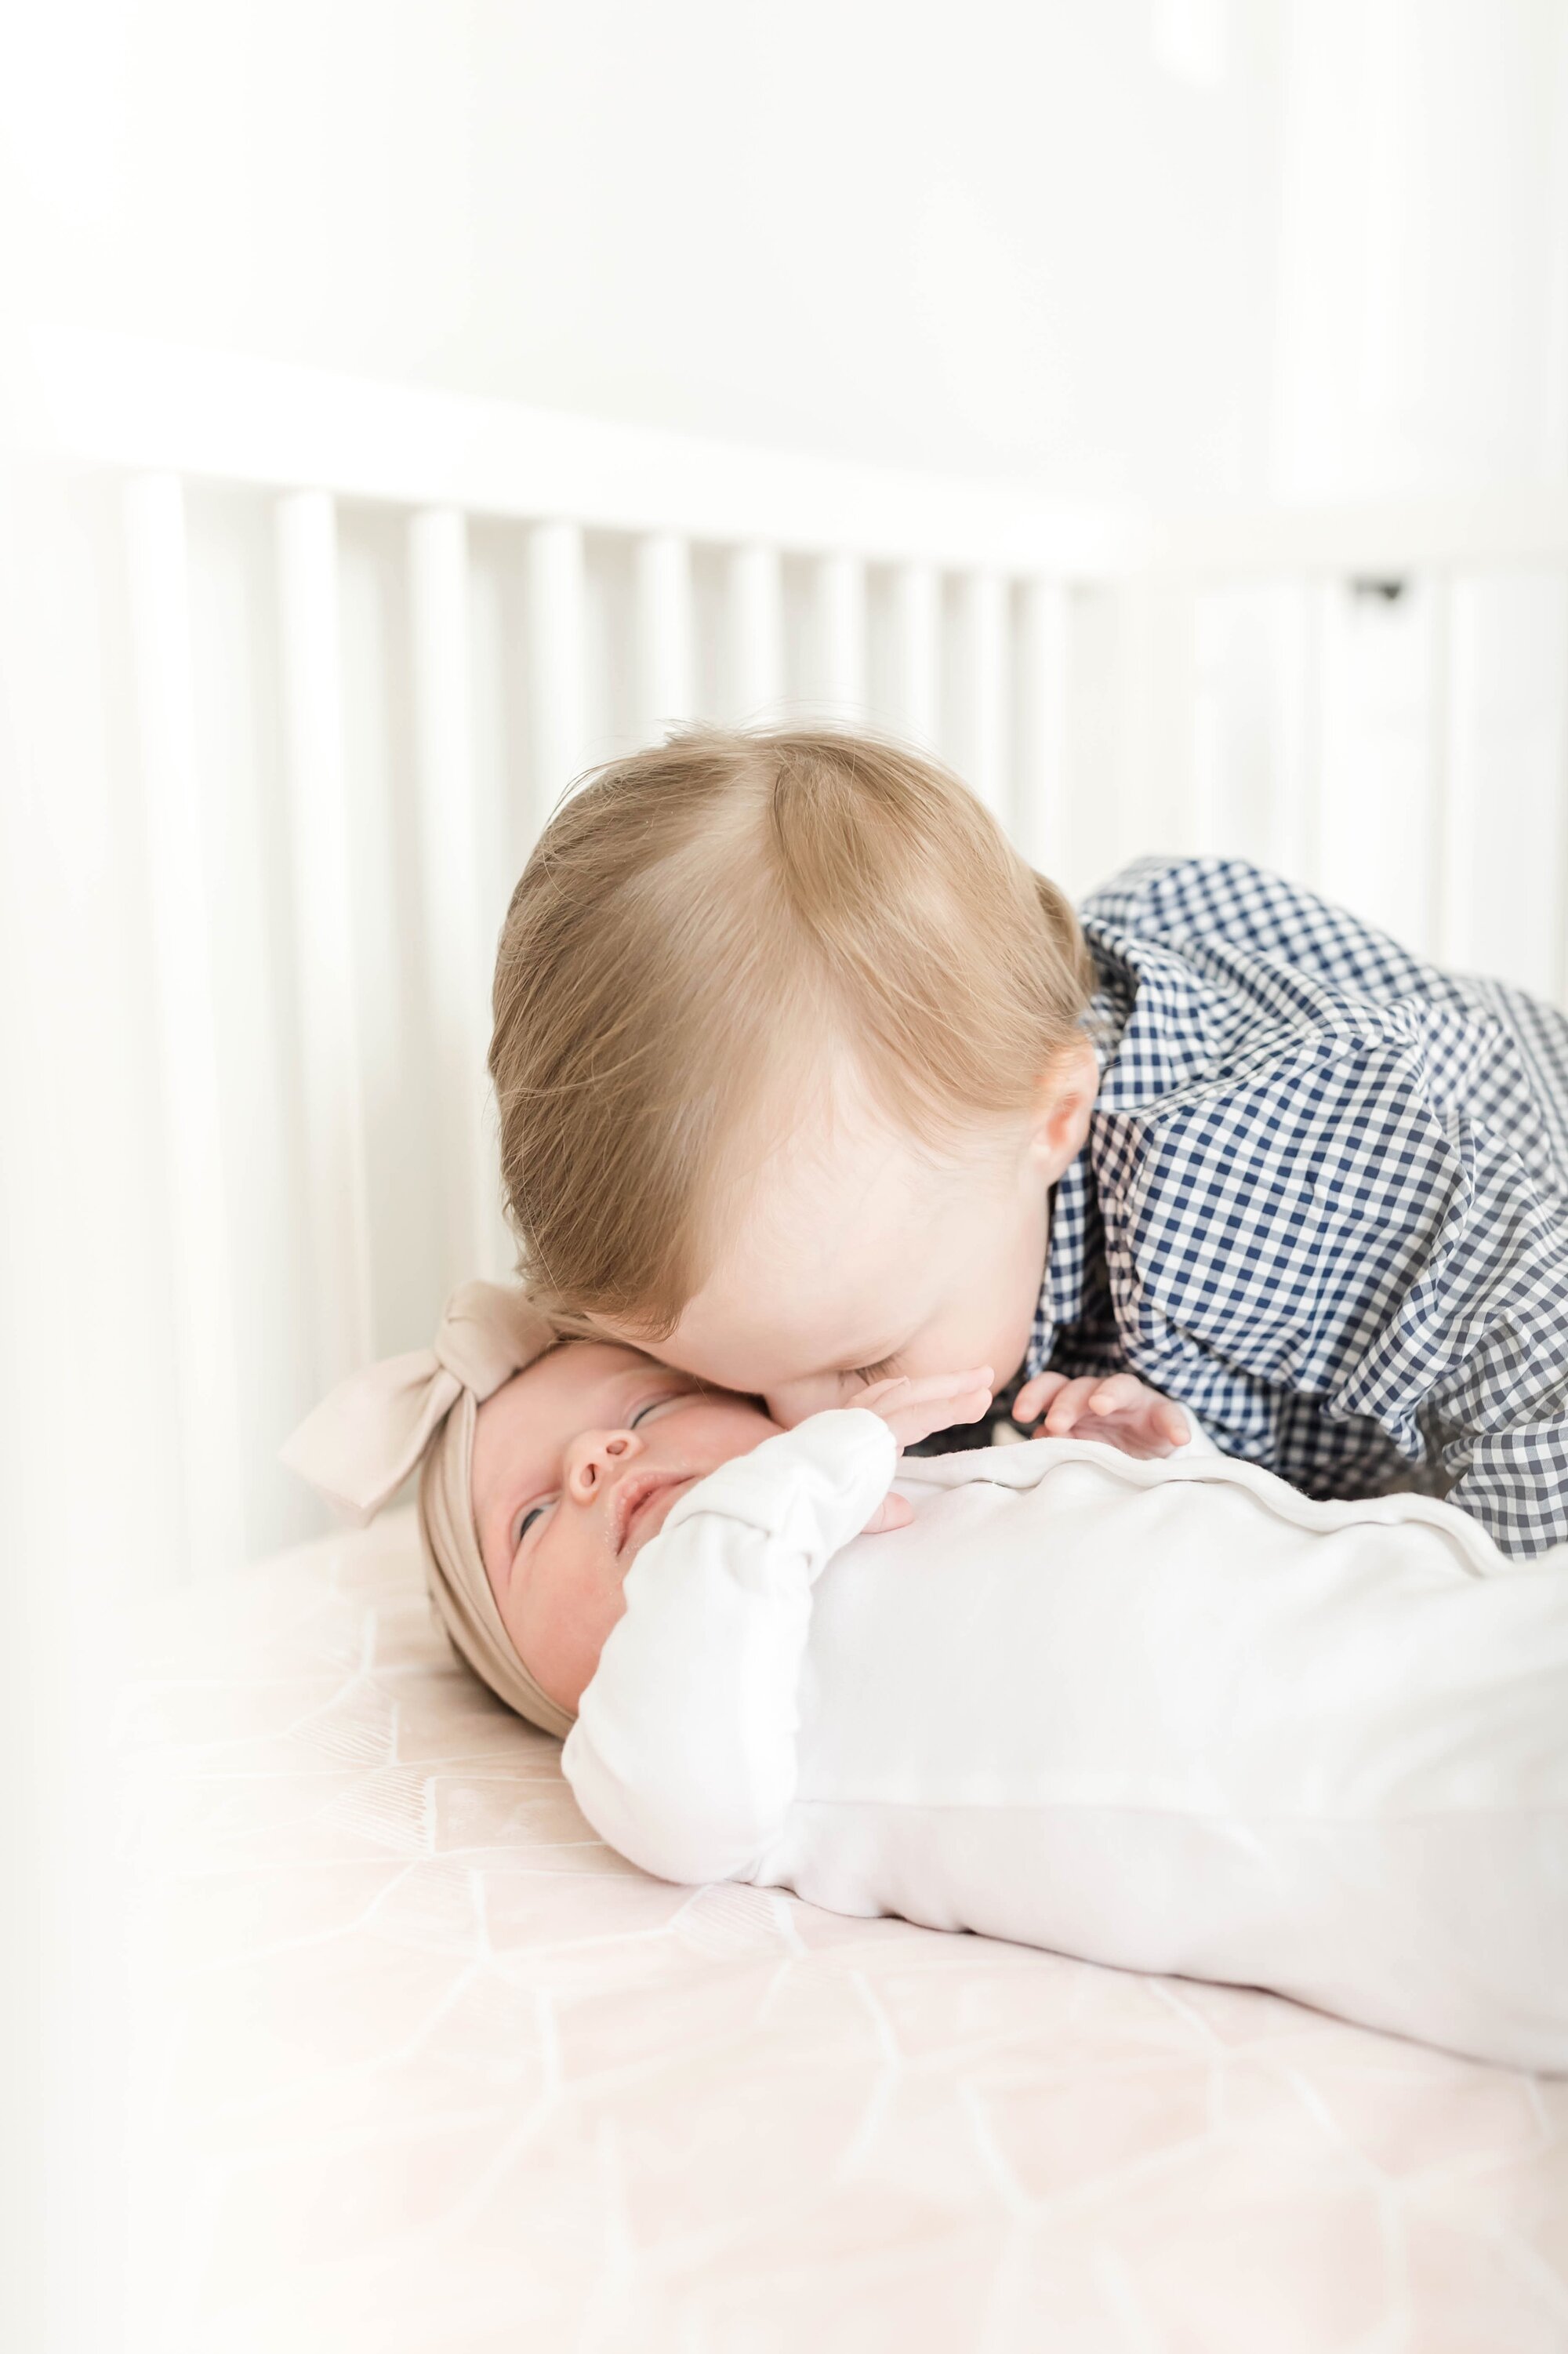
[287,1284,1568,2073]
[467,1335,993,1715]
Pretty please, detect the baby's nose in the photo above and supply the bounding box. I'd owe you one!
[568,1426,637,1495]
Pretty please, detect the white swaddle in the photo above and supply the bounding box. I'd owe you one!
[566,1412,1568,2071]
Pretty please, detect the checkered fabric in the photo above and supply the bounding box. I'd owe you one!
[1029,857,1568,1558]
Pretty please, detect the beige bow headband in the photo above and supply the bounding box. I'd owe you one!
[280,1281,575,1738]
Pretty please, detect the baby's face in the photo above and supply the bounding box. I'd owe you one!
[602,1043,1098,1428]
[472,1341,775,1713]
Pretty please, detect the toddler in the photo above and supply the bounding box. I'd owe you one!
[489,728,1568,1553]
[285,1282,1568,2072]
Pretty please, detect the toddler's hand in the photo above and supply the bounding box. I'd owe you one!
[853,1368,994,1533]
[1011,1369,1189,1459]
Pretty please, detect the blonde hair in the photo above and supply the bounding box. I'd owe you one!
[491,727,1094,1335]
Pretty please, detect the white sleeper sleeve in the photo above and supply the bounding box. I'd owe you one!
[561,1408,897,1886]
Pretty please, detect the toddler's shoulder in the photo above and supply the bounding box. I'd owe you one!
[1082,856,1406,975]
[1081,857,1458,1066]
[1078,859,1387,1118]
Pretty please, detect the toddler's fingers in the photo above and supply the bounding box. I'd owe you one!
[1088,1373,1148,1418]
[898,1384,993,1444]
[1042,1375,1100,1433]
[1156,1401,1191,1445]
[862,1491,914,1535]
[1012,1370,1068,1427]
[914,1381,994,1430]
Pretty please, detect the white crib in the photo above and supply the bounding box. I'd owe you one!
[9,323,1568,1591]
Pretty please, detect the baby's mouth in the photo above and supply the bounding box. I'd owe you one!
[611,1468,692,1559]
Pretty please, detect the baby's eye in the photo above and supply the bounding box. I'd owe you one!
[847,1359,897,1389]
[629,1391,688,1427]
[514,1498,554,1549]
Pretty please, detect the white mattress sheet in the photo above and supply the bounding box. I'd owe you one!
[120,1511,1568,2354]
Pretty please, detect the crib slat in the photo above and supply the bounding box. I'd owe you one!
[951,569,1010,822]
[524,519,588,823]
[726,543,783,721]
[1440,569,1568,1002]
[122,473,245,1576]
[1120,572,1198,867]
[887,562,940,749]
[1436,570,1474,973]
[1261,582,1323,887]
[1316,572,1439,959]
[815,551,867,714]
[1014,579,1068,871]
[1426,570,1454,970]
[274,489,374,1390]
[633,530,694,745]
[408,507,509,1286]
[1189,581,1321,885]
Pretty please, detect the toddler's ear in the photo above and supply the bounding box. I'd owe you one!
[1027,1037,1099,1180]
[862,1492,915,1535]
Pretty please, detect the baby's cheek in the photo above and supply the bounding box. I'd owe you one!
[550,1578,630,1713]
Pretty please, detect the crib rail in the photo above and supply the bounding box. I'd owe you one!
[16,325,1135,572]
[10,325,1568,1586]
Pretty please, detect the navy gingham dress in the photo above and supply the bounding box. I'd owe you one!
[1031,858,1568,1558]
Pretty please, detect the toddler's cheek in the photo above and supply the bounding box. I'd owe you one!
[764,1382,838,1429]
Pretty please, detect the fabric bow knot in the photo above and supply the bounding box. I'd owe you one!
[281,1280,555,1526]
[281,1279,572,1738]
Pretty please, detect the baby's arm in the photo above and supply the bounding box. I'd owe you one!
[562,1409,897,1885]
[564,1371,991,1884]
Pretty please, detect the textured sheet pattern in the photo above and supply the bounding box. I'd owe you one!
[121,1514,1568,2354]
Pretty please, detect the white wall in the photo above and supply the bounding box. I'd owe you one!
[1272,0,1568,496]
[5,0,1289,499]
[9,2,1566,503]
